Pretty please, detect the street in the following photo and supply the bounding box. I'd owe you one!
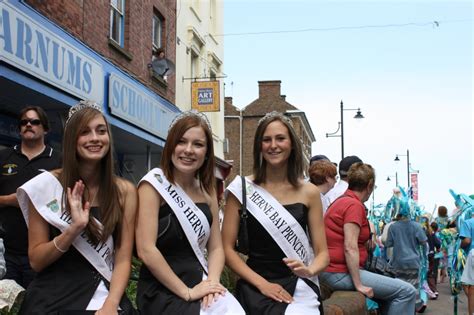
[425,282,468,315]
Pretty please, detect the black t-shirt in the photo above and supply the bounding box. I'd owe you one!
[0,145,62,255]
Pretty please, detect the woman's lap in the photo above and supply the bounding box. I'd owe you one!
[320,270,416,301]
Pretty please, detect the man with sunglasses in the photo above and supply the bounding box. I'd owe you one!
[0,106,61,288]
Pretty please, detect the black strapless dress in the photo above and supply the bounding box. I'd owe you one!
[235,203,323,315]
[19,207,135,315]
[136,203,212,315]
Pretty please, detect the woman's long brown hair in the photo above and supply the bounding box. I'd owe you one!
[59,107,123,247]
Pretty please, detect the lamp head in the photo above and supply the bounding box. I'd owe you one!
[394,155,400,162]
[386,176,391,181]
[354,109,364,119]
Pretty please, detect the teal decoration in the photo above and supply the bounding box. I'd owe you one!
[445,189,474,315]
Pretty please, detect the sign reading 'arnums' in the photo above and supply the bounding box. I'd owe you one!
[191,81,220,112]
[0,1,104,103]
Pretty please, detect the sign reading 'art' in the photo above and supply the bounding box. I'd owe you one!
[191,81,220,112]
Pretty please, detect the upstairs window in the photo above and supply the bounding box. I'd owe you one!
[191,51,199,79]
[110,0,125,46]
[152,13,164,50]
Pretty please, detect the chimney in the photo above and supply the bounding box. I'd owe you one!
[258,80,281,99]
[280,95,286,101]
[224,97,233,113]
[224,96,233,107]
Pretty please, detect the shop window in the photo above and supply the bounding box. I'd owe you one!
[152,12,164,51]
[110,0,125,46]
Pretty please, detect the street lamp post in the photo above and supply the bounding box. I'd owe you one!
[326,100,364,160]
[394,149,410,189]
[386,172,399,186]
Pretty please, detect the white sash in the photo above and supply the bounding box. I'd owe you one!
[17,171,114,282]
[227,176,319,285]
[140,168,210,274]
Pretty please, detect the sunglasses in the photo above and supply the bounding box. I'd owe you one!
[19,119,42,126]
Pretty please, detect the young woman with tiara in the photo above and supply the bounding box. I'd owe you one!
[222,111,329,314]
[135,110,244,314]
[16,100,138,314]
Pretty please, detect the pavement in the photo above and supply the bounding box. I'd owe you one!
[424,281,468,315]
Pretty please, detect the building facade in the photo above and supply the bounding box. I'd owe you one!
[0,0,230,191]
[224,80,315,182]
[175,0,226,159]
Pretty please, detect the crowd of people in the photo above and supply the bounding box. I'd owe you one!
[0,103,471,314]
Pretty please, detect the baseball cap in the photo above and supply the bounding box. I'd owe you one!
[310,154,337,167]
[339,155,362,176]
[310,155,330,164]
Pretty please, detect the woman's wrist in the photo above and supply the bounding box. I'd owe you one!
[307,265,317,277]
[101,298,119,312]
[65,223,85,237]
[255,278,269,291]
[52,236,68,253]
[182,287,192,301]
[186,287,192,301]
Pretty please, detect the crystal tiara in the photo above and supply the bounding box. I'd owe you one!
[168,109,212,132]
[257,111,294,127]
[66,100,102,125]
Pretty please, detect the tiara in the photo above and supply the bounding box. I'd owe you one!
[257,111,293,127]
[168,109,212,132]
[66,100,102,125]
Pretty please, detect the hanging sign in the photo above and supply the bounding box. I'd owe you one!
[410,173,419,202]
[191,81,220,112]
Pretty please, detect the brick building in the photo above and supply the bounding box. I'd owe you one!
[24,0,176,101]
[0,0,181,185]
[0,1,230,190]
[224,80,315,182]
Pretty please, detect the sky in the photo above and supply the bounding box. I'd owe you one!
[221,0,473,216]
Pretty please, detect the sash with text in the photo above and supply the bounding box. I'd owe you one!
[227,176,319,285]
[17,171,114,281]
[140,168,210,273]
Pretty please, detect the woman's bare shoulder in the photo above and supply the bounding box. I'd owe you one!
[115,177,137,194]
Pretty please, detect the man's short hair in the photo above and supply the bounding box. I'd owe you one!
[18,106,50,131]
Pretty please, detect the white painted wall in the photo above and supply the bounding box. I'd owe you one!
[175,0,225,158]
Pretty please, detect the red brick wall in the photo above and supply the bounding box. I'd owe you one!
[25,0,176,102]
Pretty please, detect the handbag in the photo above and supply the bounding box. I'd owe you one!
[365,254,395,278]
[235,176,249,255]
[364,223,395,278]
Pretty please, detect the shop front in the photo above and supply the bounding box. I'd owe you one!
[0,0,179,185]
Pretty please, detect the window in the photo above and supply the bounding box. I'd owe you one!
[110,0,125,46]
[152,13,163,50]
[191,51,199,79]
[210,69,217,80]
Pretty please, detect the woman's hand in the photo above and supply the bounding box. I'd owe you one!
[256,280,293,304]
[67,180,90,231]
[201,292,222,309]
[283,258,314,278]
[355,284,374,298]
[189,279,226,302]
[94,303,118,315]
